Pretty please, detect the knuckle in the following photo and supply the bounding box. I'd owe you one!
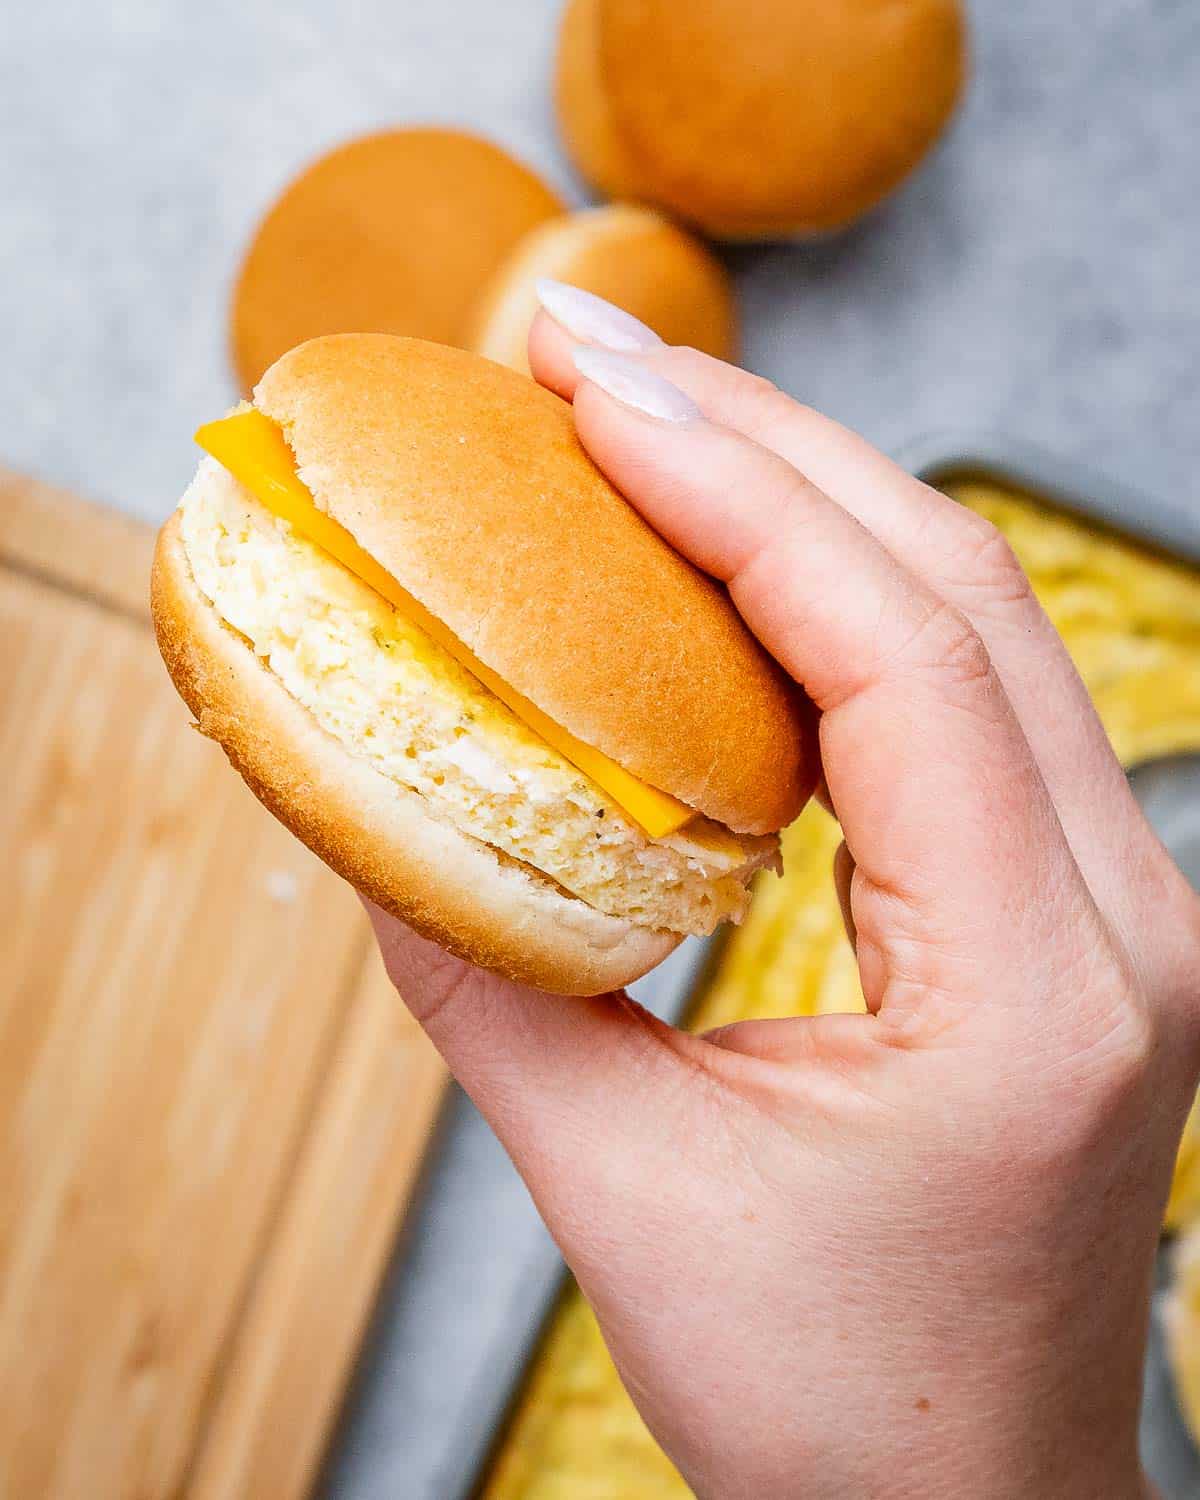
[854,596,999,715]
[909,601,993,692]
[1122,835,1200,1040]
[1163,882,1200,1030]
[740,371,785,405]
[732,373,797,436]
[1048,993,1161,1161]
[396,944,484,1035]
[1093,999,1159,1103]
[951,514,1036,610]
[968,1000,1161,1191]
[939,611,993,688]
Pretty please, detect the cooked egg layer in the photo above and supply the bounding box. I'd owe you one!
[180,461,778,935]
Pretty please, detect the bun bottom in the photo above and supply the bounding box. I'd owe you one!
[152,515,681,996]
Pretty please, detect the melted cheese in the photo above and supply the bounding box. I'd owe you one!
[194,408,696,839]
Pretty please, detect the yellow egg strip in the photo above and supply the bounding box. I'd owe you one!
[194,409,696,839]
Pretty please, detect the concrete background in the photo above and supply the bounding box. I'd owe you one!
[2,1,1198,1496]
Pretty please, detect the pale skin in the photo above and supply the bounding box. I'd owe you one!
[369,299,1200,1499]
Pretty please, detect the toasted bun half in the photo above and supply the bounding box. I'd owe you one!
[471,204,737,375]
[231,129,563,392]
[153,514,680,995]
[556,0,967,239]
[253,334,809,834]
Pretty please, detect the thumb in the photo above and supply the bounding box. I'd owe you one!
[367,904,702,1227]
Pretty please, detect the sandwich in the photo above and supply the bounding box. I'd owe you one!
[152,334,809,995]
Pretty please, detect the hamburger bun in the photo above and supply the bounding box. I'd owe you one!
[231,129,563,392]
[471,204,737,374]
[554,0,641,204]
[555,0,967,240]
[153,335,809,994]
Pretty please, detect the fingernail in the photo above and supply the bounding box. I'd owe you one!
[572,347,703,425]
[535,278,663,353]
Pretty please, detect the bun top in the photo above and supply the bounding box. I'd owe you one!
[571,0,966,237]
[254,334,808,834]
[554,0,642,204]
[231,129,563,392]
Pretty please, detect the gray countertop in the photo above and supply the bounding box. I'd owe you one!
[3,1,1198,1496]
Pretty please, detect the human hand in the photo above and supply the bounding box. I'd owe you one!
[370,290,1199,1499]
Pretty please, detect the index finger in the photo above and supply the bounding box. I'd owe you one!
[529,311,1148,945]
[564,350,1105,1018]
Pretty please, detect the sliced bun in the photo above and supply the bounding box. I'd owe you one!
[231,129,563,392]
[254,334,810,834]
[471,204,737,375]
[152,515,680,996]
[556,0,966,239]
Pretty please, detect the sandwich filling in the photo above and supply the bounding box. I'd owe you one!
[194,407,694,838]
[179,457,779,936]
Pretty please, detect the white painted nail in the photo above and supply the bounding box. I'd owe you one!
[572,347,703,425]
[536,278,663,353]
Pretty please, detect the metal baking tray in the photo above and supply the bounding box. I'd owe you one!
[443,435,1200,1500]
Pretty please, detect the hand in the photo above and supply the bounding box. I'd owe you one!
[370,300,1199,1500]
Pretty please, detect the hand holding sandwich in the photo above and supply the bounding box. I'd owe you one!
[371,294,1200,1499]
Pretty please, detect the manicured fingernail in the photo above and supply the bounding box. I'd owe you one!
[572,347,703,424]
[535,278,663,353]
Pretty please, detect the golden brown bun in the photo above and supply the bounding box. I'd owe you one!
[554,0,640,202]
[254,334,808,834]
[231,129,564,392]
[152,515,680,996]
[556,0,967,239]
[470,204,737,374]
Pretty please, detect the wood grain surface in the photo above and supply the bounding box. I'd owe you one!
[0,467,447,1500]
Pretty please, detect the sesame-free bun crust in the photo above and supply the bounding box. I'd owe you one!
[255,334,808,834]
[471,204,737,375]
[152,515,679,996]
[554,0,640,203]
[557,0,967,239]
[231,129,563,392]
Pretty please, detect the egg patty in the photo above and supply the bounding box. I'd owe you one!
[180,460,778,936]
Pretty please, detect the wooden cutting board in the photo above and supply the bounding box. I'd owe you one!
[0,467,448,1500]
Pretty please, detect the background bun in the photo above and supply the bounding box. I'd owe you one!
[554,0,641,203]
[255,334,810,834]
[556,0,967,239]
[231,129,563,392]
[152,515,681,996]
[471,204,737,374]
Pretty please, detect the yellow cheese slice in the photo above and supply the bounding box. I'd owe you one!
[195,408,696,839]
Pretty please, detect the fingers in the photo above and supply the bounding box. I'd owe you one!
[529,311,1145,932]
[547,349,1101,1014]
